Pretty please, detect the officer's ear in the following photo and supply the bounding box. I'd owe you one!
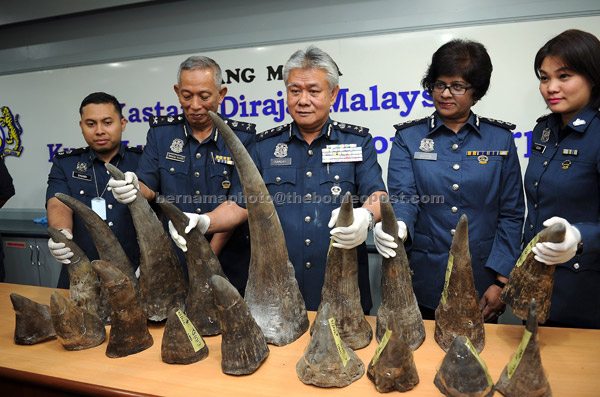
[173,84,181,98]
[329,85,340,106]
[218,86,228,105]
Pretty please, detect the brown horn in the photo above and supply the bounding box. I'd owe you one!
[10,293,56,345]
[50,291,106,350]
[161,307,209,364]
[159,200,225,335]
[313,191,372,350]
[210,275,269,375]
[91,259,153,358]
[376,196,425,350]
[208,111,308,346]
[500,223,565,323]
[496,299,551,396]
[105,163,187,322]
[434,214,485,353]
[47,227,110,324]
[55,192,138,290]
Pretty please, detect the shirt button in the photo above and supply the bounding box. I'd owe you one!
[542,161,548,167]
[534,203,538,209]
[334,175,340,181]
[308,150,314,156]
[450,229,455,236]
[573,263,580,270]
[305,216,311,223]
[275,176,281,182]
[451,206,458,213]
[107,204,113,210]
[306,171,312,178]
[196,208,202,214]
[196,153,202,159]
[108,221,114,227]
[305,239,311,246]
[195,190,200,195]
[194,172,200,177]
[452,184,459,191]
[452,144,459,151]
[534,181,538,187]
[453,164,460,170]
[169,167,175,173]
[79,190,85,195]
[223,170,228,175]
[305,262,312,269]
[305,193,312,200]
[530,224,534,230]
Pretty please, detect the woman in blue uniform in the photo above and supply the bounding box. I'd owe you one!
[374,39,525,322]
[526,29,600,329]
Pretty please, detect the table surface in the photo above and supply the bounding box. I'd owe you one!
[1,282,599,396]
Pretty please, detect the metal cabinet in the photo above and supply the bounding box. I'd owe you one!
[2,236,62,287]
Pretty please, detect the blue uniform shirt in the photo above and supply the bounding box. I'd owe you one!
[388,112,524,310]
[524,107,600,328]
[46,144,142,288]
[136,113,256,294]
[251,119,386,311]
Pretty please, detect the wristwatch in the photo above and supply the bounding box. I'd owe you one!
[493,279,506,289]
[364,208,375,231]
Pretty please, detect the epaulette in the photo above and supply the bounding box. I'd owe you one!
[257,123,290,141]
[55,147,89,158]
[394,117,428,131]
[478,116,516,131]
[125,146,143,154]
[536,113,551,123]
[224,118,256,133]
[148,114,185,127]
[331,120,368,136]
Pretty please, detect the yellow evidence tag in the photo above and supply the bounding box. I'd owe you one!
[516,234,540,267]
[371,328,392,366]
[441,253,454,304]
[328,317,350,367]
[507,329,533,379]
[464,337,493,388]
[176,309,205,352]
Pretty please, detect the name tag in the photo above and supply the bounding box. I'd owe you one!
[532,143,546,154]
[270,158,292,166]
[72,171,92,181]
[414,152,437,161]
[322,144,363,163]
[166,152,186,162]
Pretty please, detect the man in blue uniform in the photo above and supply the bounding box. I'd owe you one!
[109,56,255,294]
[46,92,142,288]
[249,46,387,312]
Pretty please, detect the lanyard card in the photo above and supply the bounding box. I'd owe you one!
[91,197,107,220]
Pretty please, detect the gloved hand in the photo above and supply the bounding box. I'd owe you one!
[108,171,139,204]
[373,220,407,258]
[532,216,581,265]
[48,229,74,264]
[168,213,211,252]
[328,207,371,249]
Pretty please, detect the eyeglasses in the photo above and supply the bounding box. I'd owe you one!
[432,81,473,96]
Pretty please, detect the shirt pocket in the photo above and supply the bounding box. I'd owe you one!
[319,163,356,196]
[158,156,189,176]
[263,167,297,206]
[209,164,234,191]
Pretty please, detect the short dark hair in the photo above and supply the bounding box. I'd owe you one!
[79,92,123,118]
[534,29,600,109]
[421,39,493,101]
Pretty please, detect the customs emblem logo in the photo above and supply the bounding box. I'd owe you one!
[76,162,88,172]
[419,138,434,153]
[170,138,184,153]
[0,106,24,159]
[541,128,551,143]
[274,143,288,158]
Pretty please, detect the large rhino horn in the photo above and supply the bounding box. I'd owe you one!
[208,111,308,346]
[55,192,138,290]
[105,162,187,322]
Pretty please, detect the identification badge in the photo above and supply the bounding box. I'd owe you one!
[72,171,92,181]
[532,143,546,154]
[91,197,107,220]
[322,144,363,163]
[270,158,292,166]
[414,152,437,161]
[166,152,186,162]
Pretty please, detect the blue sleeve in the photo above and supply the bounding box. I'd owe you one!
[355,133,386,200]
[46,158,70,204]
[387,130,419,239]
[484,134,525,277]
[0,161,15,200]
[136,129,160,192]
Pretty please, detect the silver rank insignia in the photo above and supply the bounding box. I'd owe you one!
[573,118,586,127]
[419,138,434,153]
[562,160,571,170]
[76,162,88,172]
[274,143,288,158]
[478,155,488,164]
[331,185,342,196]
[541,128,551,143]
[170,138,184,153]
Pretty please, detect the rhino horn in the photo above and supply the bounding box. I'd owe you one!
[50,291,106,350]
[10,293,56,345]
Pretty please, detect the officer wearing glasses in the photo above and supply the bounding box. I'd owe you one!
[374,39,524,322]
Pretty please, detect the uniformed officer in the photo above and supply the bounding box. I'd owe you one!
[248,46,387,312]
[0,159,16,282]
[46,92,142,288]
[374,39,524,322]
[525,29,600,329]
[109,56,255,294]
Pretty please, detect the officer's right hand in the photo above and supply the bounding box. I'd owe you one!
[48,229,74,264]
[168,213,211,252]
[373,220,407,258]
[108,171,139,204]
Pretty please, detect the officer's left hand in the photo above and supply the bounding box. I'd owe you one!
[328,207,370,249]
[479,283,506,322]
[532,216,581,265]
[108,171,139,204]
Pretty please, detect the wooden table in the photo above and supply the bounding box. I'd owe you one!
[1,283,599,396]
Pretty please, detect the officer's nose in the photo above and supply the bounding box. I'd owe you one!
[298,90,311,106]
[190,96,203,110]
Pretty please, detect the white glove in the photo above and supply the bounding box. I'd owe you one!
[373,220,407,258]
[48,229,74,264]
[108,171,139,204]
[532,216,581,265]
[329,207,370,249]
[168,213,211,252]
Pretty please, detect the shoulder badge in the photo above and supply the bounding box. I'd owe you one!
[257,124,290,142]
[331,120,368,136]
[149,114,185,127]
[477,116,516,131]
[536,113,551,123]
[393,117,428,132]
[55,147,89,158]
[224,118,256,133]
[125,146,143,154]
